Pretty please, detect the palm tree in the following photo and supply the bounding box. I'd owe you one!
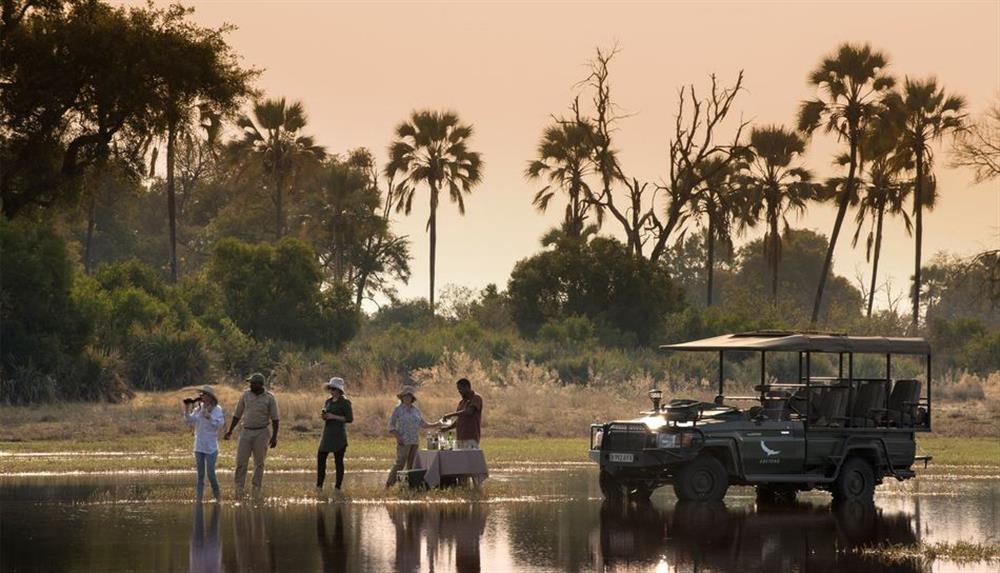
[798,43,895,325]
[851,124,912,317]
[525,121,599,237]
[739,126,816,302]
[689,156,741,306]
[883,78,965,330]
[385,110,483,313]
[233,98,326,239]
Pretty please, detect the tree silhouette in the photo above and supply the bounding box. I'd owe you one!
[798,43,895,324]
[232,97,326,239]
[525,121,600,237]
[385,110,483,313]
[739,126,816,302]
[883,77,965,330]
[688,156,741,306]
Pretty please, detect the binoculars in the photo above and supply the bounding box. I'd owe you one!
[182,397,202,405]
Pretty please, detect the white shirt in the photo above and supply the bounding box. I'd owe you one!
[185,404,225,454]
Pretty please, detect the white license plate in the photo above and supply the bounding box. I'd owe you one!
[608,453,635,463]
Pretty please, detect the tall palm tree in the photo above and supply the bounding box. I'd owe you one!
[233,97,326,239]
[851,124,912,317]
[385,110,483,313]
[689,156,741,306]
[525,121,599,237]
[883,78,965,330]
[739,126,816,302]
[798,43,895,324]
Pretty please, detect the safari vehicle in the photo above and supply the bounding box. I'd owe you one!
[589,331,933,503]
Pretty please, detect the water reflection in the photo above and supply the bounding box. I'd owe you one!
[226,505,273,572]
[597,500,925,572]
[189,504,221,573]
[387,505,487,573]
[316,507,348,572]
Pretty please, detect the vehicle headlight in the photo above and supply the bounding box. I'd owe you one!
[656,433,678,448]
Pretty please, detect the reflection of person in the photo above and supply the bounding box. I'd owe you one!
[443,378,483,449]
[224,372,280,497]
[386,386,441,487]
[317,377,353,493]
[388,506,426,573]
[189,503,221,573]
[230,505,272,572]
[316,508,348,572]
[183,385,224,502]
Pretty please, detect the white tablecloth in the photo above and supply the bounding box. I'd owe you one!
[414,449,489,488]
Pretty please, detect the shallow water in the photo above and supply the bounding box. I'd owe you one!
[1,468,997,572]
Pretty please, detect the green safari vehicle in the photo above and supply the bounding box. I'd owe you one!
[590,331,933,503]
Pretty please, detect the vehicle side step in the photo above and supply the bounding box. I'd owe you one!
[914,454,933,468]
[744,474,833,484]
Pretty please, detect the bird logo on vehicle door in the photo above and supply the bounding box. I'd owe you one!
[760,440,781,459]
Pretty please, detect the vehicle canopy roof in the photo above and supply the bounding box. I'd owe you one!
[660,330,930,355]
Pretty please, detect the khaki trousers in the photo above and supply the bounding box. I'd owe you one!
[234,427,270,494]
[385,443,418,487]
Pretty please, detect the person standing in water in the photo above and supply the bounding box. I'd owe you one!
[183,385,224,502]
[385,386,441,487]
[225,373,280,498]
[317,377,353,493]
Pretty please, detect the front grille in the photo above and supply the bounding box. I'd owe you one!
[603,423,653,451]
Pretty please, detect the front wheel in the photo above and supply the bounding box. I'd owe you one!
[599,469,624,501]
[673,455,729,502]
[833,457,876,503]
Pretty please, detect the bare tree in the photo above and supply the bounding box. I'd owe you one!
[952,99,1000,183]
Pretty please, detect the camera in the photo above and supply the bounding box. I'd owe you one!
[183,397,202,405]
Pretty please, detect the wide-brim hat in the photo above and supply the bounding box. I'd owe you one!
[396,385,417,400]
[245,372,266,385]
[325,377,345,393]
[197,385,217,399]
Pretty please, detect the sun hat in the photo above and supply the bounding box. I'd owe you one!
[245,372,266,385]
[396,385,417,401]
[197,385,217,400]
[325,377,345,393]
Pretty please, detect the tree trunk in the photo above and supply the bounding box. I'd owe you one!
[811,137,858,325]
[275,168,284,240]
[84,191,97,275]
[770,216,779,302]
[867,204,885,318]
[166,121,178,283]
[428,181,439,314]
[706,218,715,307]
[912,150,924,332]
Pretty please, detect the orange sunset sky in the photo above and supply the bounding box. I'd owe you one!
[125,0,999,308]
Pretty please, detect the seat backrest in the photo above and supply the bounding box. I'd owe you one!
[851,381,887,419]
[887,379,921,411]
[814,386,848,424]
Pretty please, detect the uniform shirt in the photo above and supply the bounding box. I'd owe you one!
[387,403,429,446]
[234,390,279,430]
[184,404,225,454]
[455,392,483,442]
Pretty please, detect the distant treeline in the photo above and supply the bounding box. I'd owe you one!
[1,1,997,403]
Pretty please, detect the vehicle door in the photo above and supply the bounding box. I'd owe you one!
[735,421,806,475]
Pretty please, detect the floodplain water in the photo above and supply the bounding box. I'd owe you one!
[1,465,997,572]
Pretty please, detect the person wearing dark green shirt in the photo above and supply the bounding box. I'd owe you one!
[317,377,353,492]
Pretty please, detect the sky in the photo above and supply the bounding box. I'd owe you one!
[131,0,998,309]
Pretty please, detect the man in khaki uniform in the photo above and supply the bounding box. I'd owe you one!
[224,373,279,497]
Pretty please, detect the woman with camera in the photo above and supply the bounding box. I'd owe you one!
[317,377,353,494]
[183,385,225,502]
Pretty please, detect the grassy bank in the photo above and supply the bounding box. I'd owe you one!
[1,434,996,475]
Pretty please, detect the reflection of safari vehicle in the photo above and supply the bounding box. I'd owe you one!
[589,331,932,503]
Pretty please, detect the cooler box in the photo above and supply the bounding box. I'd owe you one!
[397,468,427,488]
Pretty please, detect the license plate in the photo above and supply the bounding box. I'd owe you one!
[608,453,635,463]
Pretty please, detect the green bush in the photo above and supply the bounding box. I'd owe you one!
[128,325,210,390]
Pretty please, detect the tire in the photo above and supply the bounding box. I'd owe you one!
[756,485,797,505]
[673,455,729,502]
[599,469,624,501]
[833,457,876,503]
[625,482,654,504]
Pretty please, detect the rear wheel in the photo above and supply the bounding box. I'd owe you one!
[673,455,728,502]
[833,457,876,503]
